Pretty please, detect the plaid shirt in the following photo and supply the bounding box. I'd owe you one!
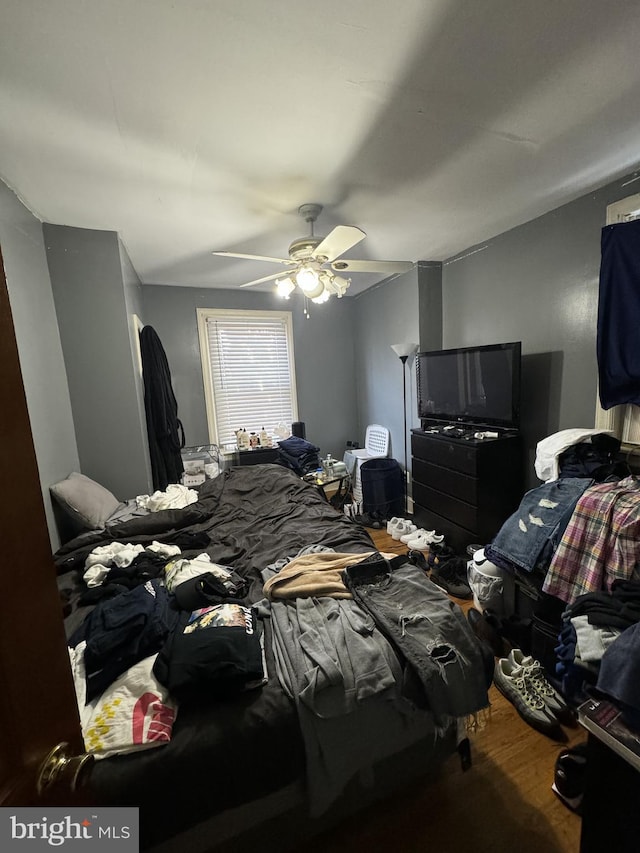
[543,477,640,604]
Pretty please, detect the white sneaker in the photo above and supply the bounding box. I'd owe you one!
[388,517,411,537]
[406,531,445,550]
[386,517,402,534]
[400,526,424,544]
[396,523,418,542]
[392,520,415,540]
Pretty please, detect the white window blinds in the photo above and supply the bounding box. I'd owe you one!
[198,309,297,447]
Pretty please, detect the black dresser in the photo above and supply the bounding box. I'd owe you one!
[231,447,280,466]
[410,429,523,553]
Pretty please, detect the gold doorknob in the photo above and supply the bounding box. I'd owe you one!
[37,742,93,797]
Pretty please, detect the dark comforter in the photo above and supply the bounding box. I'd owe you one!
[56,465,376,848]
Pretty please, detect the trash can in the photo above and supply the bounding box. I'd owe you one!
[360,458,404,519]
[467,547,506,614]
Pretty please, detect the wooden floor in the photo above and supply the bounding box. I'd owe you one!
[305,526,585,853]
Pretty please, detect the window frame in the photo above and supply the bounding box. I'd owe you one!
[196,307,298,448]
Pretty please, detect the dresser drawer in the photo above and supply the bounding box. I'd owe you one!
[413,481,479,533]
[412,458,479,504]
[411,432,479,475]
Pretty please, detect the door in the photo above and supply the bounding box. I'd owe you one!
[0,248,86,805]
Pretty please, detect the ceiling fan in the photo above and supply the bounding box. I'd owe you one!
[212,203,414,303]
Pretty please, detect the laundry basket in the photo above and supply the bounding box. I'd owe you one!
[343,424,390,502]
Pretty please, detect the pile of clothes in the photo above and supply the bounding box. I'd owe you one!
[556,579,640,718]
[275,435,321,475]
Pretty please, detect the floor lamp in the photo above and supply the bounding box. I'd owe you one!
[391,343,419,514]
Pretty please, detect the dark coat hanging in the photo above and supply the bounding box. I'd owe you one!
[140,325,184,491]
[597,217,640,409]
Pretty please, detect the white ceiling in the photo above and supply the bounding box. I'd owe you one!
[2,0,640,296]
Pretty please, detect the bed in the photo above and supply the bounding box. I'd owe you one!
[53,464,489,851]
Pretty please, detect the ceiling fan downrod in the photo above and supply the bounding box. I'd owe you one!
[297,203,323,237]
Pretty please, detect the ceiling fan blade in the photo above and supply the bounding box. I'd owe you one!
[311,225,366,263]
[330,259,414,274]
[238,270,296,288]
[212,251,292,265]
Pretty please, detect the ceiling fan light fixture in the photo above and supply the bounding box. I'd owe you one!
[332,274,350,295]
[217,203,412,305]
[311,289,331,305]
[295,265,320,292]
[275,277,296,299]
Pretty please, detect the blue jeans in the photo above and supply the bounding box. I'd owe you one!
[487,478,593,573]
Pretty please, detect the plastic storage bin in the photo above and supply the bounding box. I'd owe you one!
[180,445,221,486]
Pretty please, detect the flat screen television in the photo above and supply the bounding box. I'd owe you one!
[416,341,521,430]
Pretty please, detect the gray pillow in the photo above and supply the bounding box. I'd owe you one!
[50,472,121,530]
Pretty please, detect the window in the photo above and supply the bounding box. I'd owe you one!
[594,193,640,446]
[197,308,298,448]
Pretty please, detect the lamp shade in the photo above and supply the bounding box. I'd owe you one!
[391,342,419,359]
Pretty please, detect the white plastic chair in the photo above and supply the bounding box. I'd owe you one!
[343,425,390,502]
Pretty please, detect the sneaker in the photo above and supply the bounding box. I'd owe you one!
[426,544,456,569]
[508,649,573,724]
[400,526,426,544]
[493,657,564,738]
[407,549,429,571]
[430,556,473,599]
[392,520,416,541]
[405,530,445,550]
[386,517,403,535]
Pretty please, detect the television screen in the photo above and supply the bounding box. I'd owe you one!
[416,341,521,429]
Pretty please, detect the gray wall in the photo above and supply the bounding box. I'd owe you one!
[0,181,79,551]
[44,224,151,500]
[140,285,358,460]
[351,266,422,469]
[441,167,640,486]
[120,240,152,489]
[418,261,443,353]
